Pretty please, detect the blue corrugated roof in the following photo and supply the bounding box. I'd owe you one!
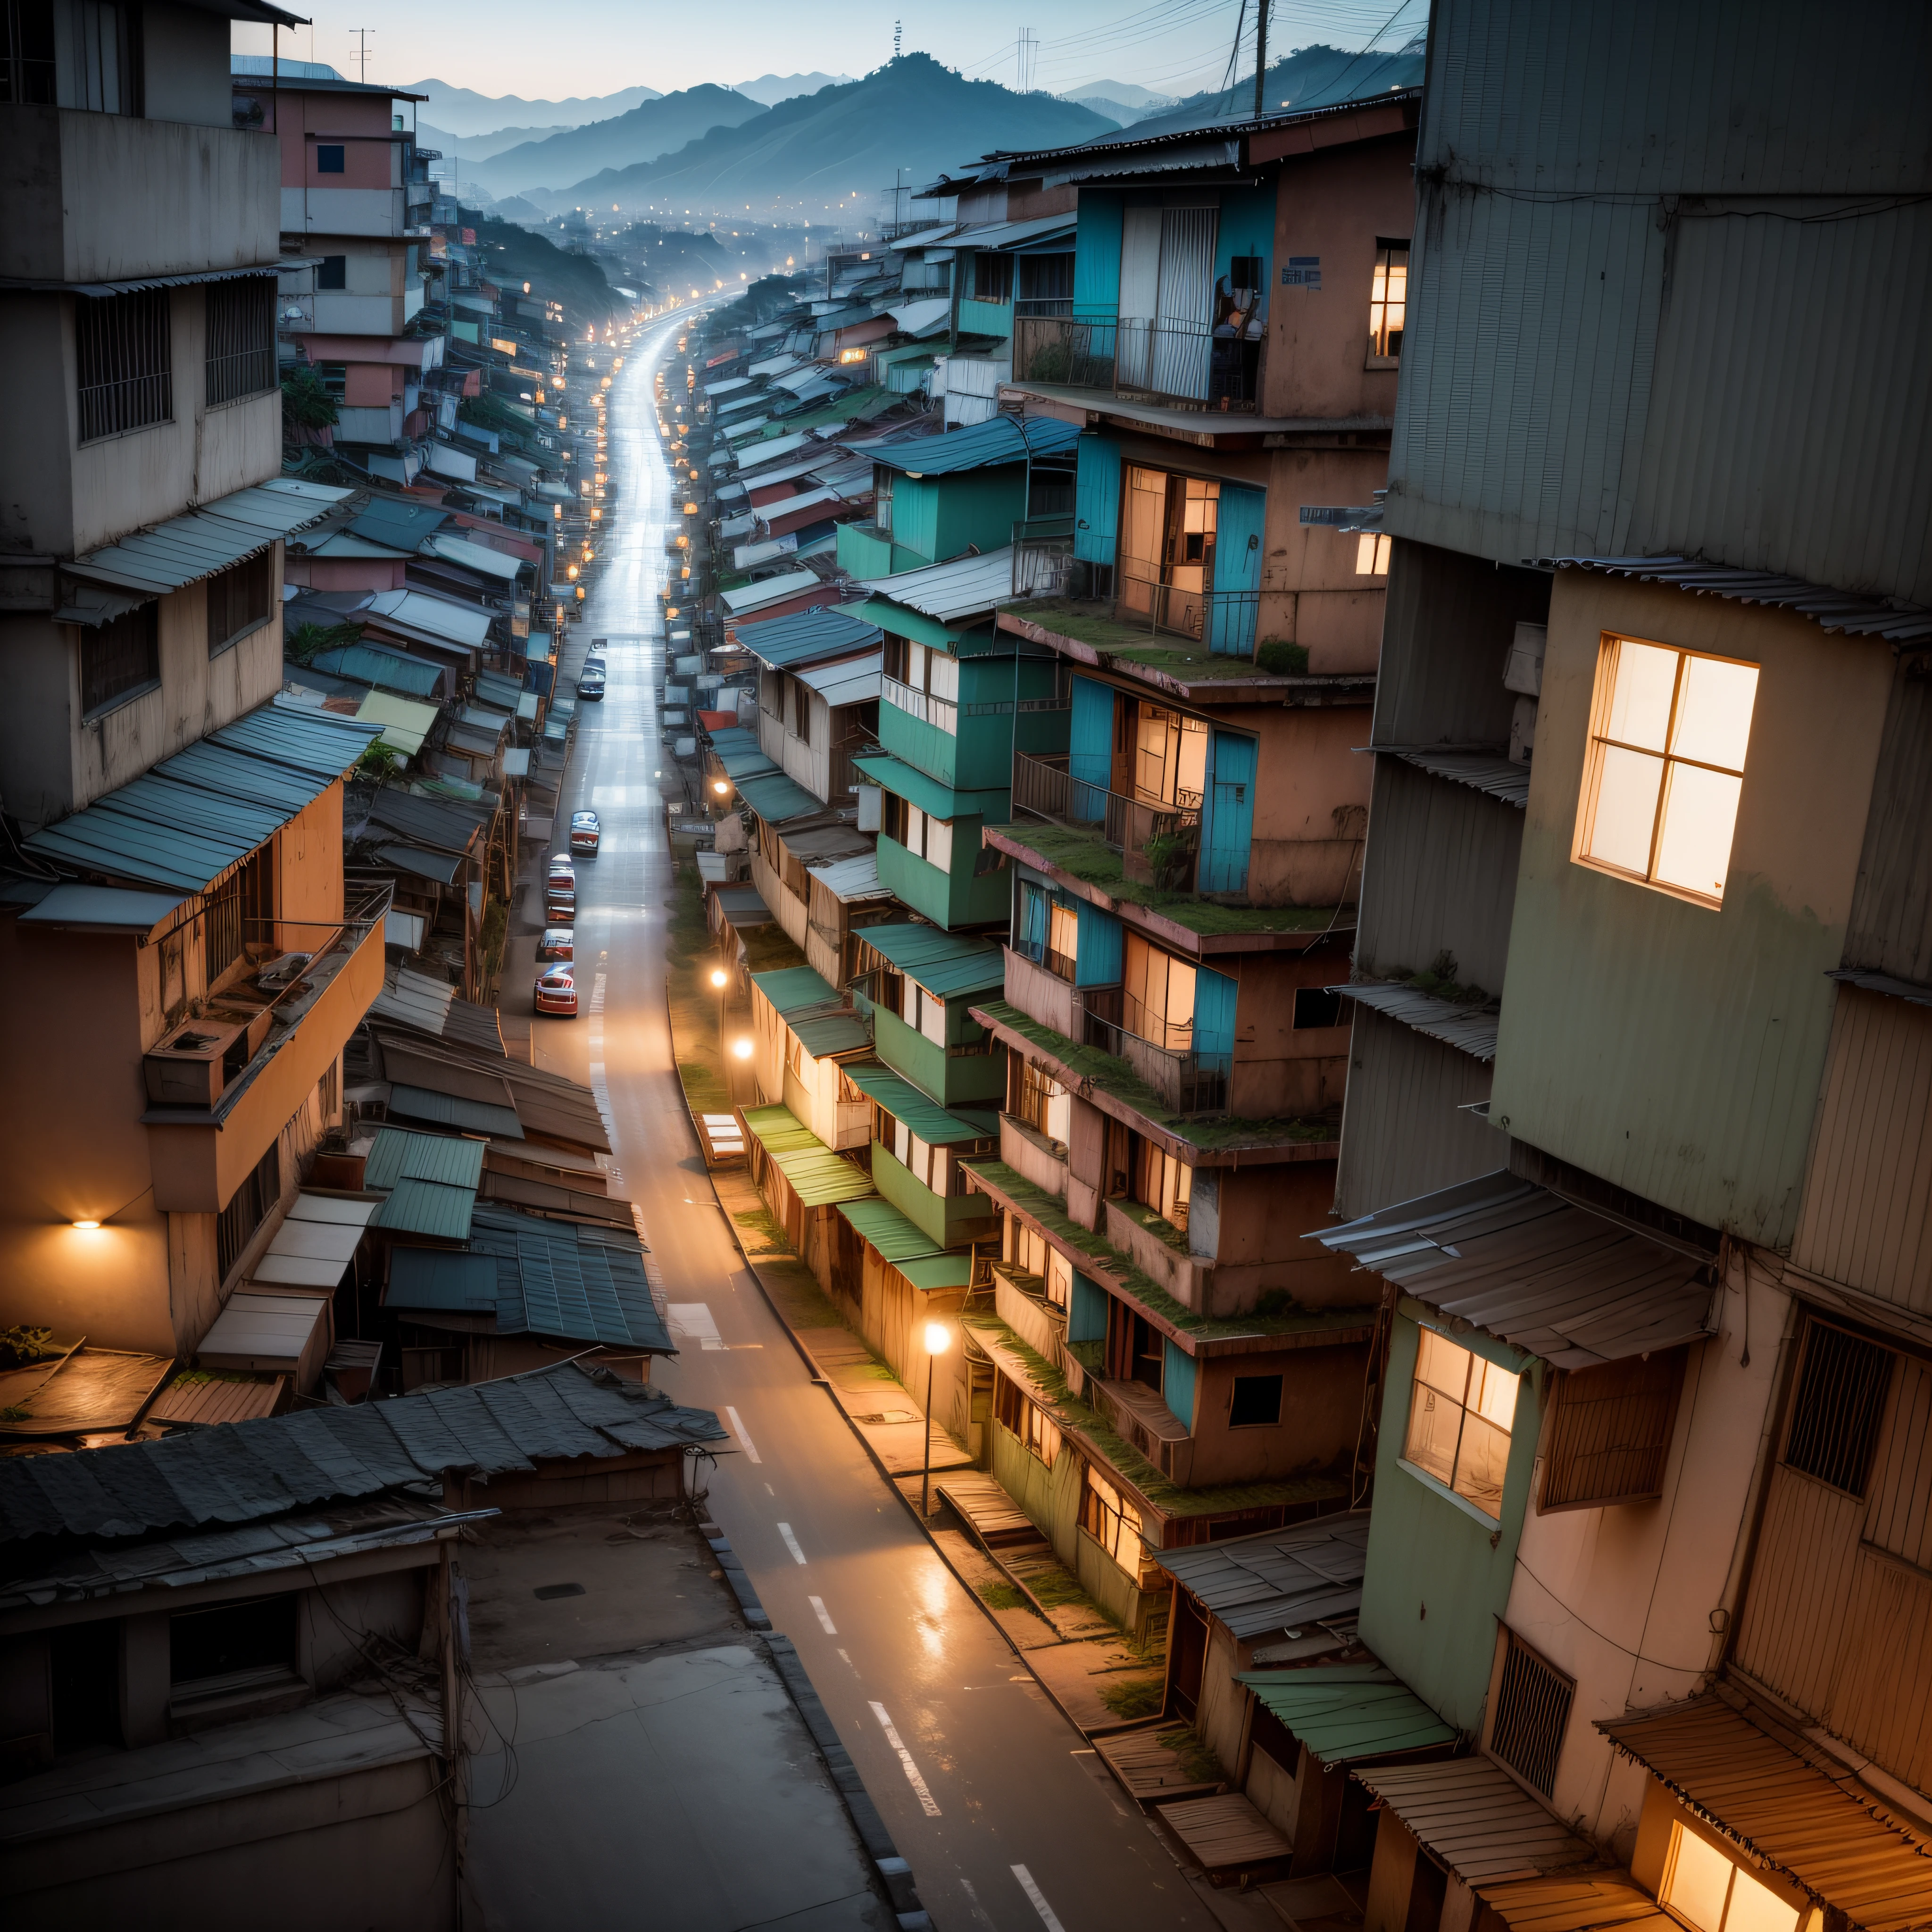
[366,1126,487,1191]
[309,642,446,699]
[466,1207,672,1351]
[716,743,781,781]
[733,605,883,669]
[389,1084,523,1140]
[753,966,839,1015]
[385,1247,501,1310]
[862,415,1081,477]
[735,771,821,824]
[375,1176,477,1240]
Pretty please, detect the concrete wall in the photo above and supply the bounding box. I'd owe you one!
[141,4,233,128]
[1182,1341,1366,1488]
[1228,949,1353,1118]
[1490,575,1894,1248]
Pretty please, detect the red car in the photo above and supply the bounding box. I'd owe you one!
[537,927,575,963]
[534,965,578,1016]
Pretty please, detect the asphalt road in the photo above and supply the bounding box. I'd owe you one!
[526,314,1216,1932]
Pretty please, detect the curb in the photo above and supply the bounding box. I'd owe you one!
[702,1521,930,1929]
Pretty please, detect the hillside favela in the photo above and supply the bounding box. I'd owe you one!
[1,0,1930,1927]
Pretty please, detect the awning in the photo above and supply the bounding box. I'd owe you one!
[1376,746,1532,809]
[838,1062,990,1144]
[1352,1757,1594,1882]
[23,702,380,892]
[857,545,1015,626]
[1332,982,1500,1063]
[15,884,186,933]
[861,414,1079,476]
[1599,1693,1932,1932]
[66,478,351,595]
[1472,1874,1674,1932]
[736,771,822,824]
[365,588,494,651]
[1234,1664,1456,1764]
[835,1196,944,1264]
[355,689,440,756]
[850,752,1007,823]
[741,1104,874,1207]
[1158,1512,1371,1641]
[424,533,525,583]
[808,850,892,905]
[1312,1171,1717,1369]
[854,921,1005,999]
[250,1192,380,1287]
[795,651,882,708]
[195,1291,332,1375]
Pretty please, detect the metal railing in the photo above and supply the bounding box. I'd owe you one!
[881,673,958,736]
[1117,572,1261,657]
[1012,751,1199,858]
[1083,1008,1230,1116]
[1012,315,1262,414]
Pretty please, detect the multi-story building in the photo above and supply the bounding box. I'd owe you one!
[1144,6,1932,1926]
[0,2,386,1364]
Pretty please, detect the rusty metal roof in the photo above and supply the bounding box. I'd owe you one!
[1353,1756,1595,1882]
[1473,1872,1675,1932]
[1158,1511,1371,1640]
[1542,558,1932,646]
[1374,746,1532,809]
[1331,982,1501,1063]
[1313,1170,1718,1368]
[1600,1692,1932,1932]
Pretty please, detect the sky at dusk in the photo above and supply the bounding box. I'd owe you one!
[233,0,1420,109]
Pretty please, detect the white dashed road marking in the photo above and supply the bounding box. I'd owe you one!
[869,1702,941,1816]
[1012,1865,1067,1931]
[808,1595,837,1634]
[777,1522,807,1565]
[723,1405,760,1463]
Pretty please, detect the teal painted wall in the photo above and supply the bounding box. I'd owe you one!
[874,1004,1007,1107]
[934,467,1027,562]
[876,830,1012,931]
[1070,1270,1109,1343]
[1163,1339,1197,1432]
[1073,192,1123,321]
[1356,1312,1543,1735]
[874,1142,997,1248]
[957,296,1015,339]
[894,475,941,563]
[836,521,895,578]
[1214,183,1275,299]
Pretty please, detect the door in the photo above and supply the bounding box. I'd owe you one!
[1152,207,1217,400]
[1170,1592,1208,1721]
[1068,674,1114,812]
[1116,206,1163,387]
[1199,732,1257,894]
[1208,483,1264,657]
[1073,433,1122,565]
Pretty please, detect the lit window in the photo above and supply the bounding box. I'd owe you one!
[1661,1824,1799,1932]
[1576,636,1759,907]
[1369,242,1408,359]
[1403,1329,1519,1517]
[1080,1465,1142,1570]
[1355,532,1391,575]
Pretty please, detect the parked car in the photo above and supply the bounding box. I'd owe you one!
[536,927,574,963]
[583,655,607,676]
[569,810,601,856]
[547,855,576,883]
[533,966,578,1017]
[578,669,606,700]
[545,888,576,924]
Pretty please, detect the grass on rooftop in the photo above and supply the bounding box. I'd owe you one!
[1002,599,1309,680]
[987,819,1339,937]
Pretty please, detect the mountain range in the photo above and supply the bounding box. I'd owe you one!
[1134,38,1428,136]
[524,55,1118,215]
[400,78,662,137]
[463,85,767,196]
[733,73,854,107]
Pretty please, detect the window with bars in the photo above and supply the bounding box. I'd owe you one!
[79,602,158,715]
[204,846,274,986]
[1538,1349,1686,1512]
[75,288,173,441]
[1488,1627,1574,1798]
[2,0,58,104]
[204,279,277,407]
[216,1142,280,1283]
[1782,1319,1894,1497]
[206,550,275,656]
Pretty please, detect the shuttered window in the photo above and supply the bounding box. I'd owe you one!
[79,602,158,715]
[1783,1319,1894,1497]
[206,550,275,656]
[75,288,173,441]
[1538,1349,1686,1512]
[1487,1627,1574,1797]
[204,277,277,407]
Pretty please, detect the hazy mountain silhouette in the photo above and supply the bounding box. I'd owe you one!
[469,86,768,196]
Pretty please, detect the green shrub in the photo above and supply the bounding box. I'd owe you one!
[1256,637,1309,676]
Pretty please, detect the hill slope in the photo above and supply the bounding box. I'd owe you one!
[401,79,662,137]
[1130,40,1427,139]
[541,55,1118,216]
[733,72,852,106]
[473,85,766,195]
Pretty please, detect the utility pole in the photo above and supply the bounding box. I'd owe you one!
[894,17,902,59]
[1017,27,1038,93]
[349,26,374,82]
[1253,0,1270,119]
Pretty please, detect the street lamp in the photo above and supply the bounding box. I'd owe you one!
[710,965,729,1061]
[921,1320,950,1518]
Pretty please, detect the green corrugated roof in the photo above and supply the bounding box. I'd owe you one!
[857,922,1005,999]
[850,752,1007,824]
[375,1175,478,1240]
[385,1247,500,1311]
[834,1197,943,1263]
[897,1254,974,1291]
[1235,1666,1457,1765]
[365,1125,487,1192]
[838,1061,991,1144]
[741,1104,875,1207]
[753,966,838,1016]
[389,1083,523,1140]
[736,770,822,824]
[794,1013,873,1058]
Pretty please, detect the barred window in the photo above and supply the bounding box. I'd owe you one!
[1538,1350,1686,1512]
[205,279,277,407]
[1783,1319,1894,1497]
[207,550,275,657]
[1488,1627,1574,1797]
[216,1142,280,1282]
[75,288,173,441]
[79,602,158,715]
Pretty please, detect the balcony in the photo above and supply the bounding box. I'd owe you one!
[1105,1197,1213,1314]
[873,1143,999,1249]
[1012,751,1199,878]
[1012,315,1261,416]
[144,889,391,1212]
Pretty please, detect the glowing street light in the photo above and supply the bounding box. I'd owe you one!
[921,1320,951,1516]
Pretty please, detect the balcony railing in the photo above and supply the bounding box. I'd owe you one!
[1012,315,1262,414]
[1084,1008,1230,1116]
[1118,571,1261,658]
[1012,751,1198,859]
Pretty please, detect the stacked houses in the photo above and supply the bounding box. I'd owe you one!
[687,8,1932,1927]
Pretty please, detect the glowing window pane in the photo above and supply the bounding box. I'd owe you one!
[1671,655,1759,768]
[1589,744,1666,874]
[1724,1868,1799,1932]
[1664,1829,1736,1932]
[1654,763,1744,899]
[1605,640,1679,751]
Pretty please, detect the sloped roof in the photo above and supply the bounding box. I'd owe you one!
[1158,1511,1371,1640]
[1332,983,1501,1063]
[1237,1663,1458,1765]
[0,1360,724,1547]
[856,922,1005,999]
[1377,746,1532,808]
[455,1206,669,1349]
[66,479,350,595]
[733,604,882,669]
[1353,1756,1594,1882]
[861,415,1079,476]
[838,1062,990,1145]
[1313,1170,1717,1369]
[740,1105,874,1207]
[736,771,822,824]
[834,1197,943,1264]
[858,546,1016,626]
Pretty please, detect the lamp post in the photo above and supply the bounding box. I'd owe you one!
[710,965,729,1070]
[921,1319,950,1518]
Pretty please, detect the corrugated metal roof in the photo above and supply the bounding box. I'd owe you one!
[14,884,186,932]
[349,500,447,549]
[808,850,891,905]
[376,844,464,884]
[897,1254,974,1291]
[753,965,839,1014]
[374,1175,477,1239]
[23,702,379,891]
[838,1061,990,1145]
[741,1105,875,1207]
[850,751,1008,822]
[793,1012,873,1057]
[863,416,1079,477]
[390,1083,524,1139]
[309,642,447,699]
[0,1348,172,1438]
[366,588,493,650]
[1829,966,1932,1010]
[1236,1663,1458,1765]
[197,1290,328,1369]
[1333,983,1501,1063]
[1157,1511,1371,1640]
[1472,1873,1675,1932]
[385,1247,500,1311]
[1377,746,1532,808]
[0,1359,726,1546]
[425,533,525,583]
[66,479,350,594]
[1542,559,1932,645]
[857,922,1005,999]
[736,771,823,824]
[860,546,1016,625]
[1352,1757,1594,1882]
[250,1193,378,1288]
[834,1197,943,1263]
[1599,1692,1932,1932]
[365,1126,486,1192]
[721,570,821,616]
[464,1206,671,1349]
[1314,1171,1717,1368]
